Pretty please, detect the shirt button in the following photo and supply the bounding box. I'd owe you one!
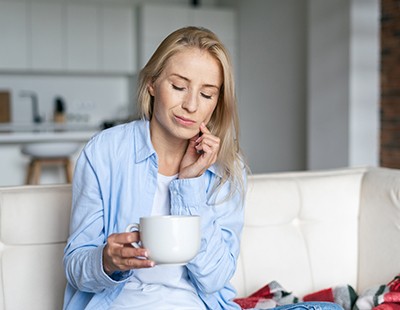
[173,190,178,195]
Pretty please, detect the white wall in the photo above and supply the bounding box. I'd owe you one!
[308,0,380,169]
[234,0,308,173]
[223,0,379,173]
[349,0,380,167]
[307,0,351,169]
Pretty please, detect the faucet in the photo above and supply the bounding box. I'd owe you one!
[19,90,42,123]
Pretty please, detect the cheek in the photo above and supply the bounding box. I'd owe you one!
[155,87,181,108]
[152,88,168,110]
[203,102,218,123]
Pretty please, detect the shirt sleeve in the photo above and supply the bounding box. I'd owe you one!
[63,146,132,293]
[169,169,246,295]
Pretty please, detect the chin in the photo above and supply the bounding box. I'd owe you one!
[173,128,197,140]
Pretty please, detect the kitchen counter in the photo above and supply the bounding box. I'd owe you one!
[0,122,100,186]
[0,122,100,144]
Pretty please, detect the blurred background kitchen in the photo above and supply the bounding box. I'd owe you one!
[0,0,396,186]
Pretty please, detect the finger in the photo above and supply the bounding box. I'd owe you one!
[195,138,219,156]
[111,232,140,245]
[119,246,154,269]
[200,122,210,134]
[124,257,155,269]
[193,150,217,171]
[106,233,145,261]
[192,130,202,141]
[113,255,155,271]
[199,152,218,168]
[198,144,214,157]
[119,245,148,259]
[105,244,154,272]
[197,136,219,149]
[196,132,220,147]
[188,136,201,153]
[196,135,219,147]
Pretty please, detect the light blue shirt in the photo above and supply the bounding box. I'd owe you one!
[63,119,245,310]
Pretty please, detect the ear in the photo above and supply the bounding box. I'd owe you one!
[148,82,155,96]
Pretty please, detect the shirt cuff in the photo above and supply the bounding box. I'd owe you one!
[169,176,207,213]
[97,244,133,285]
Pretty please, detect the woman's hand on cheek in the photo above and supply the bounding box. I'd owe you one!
[178,123,220,179]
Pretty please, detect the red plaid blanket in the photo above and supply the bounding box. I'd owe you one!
[234,274,400,310]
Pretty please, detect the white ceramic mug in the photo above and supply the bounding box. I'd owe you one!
[125,215,201,265]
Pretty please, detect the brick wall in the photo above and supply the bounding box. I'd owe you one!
[381,0,400,168]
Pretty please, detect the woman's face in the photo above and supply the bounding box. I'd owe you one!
[148,48,222,141]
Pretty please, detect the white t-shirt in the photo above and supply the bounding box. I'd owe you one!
[151,173,177,216]
[110,173,206,309]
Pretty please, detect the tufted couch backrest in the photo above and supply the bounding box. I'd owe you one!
[231,167,400,298]
[0,167,399,309]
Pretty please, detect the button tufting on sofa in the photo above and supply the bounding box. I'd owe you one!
[0,167,399,309]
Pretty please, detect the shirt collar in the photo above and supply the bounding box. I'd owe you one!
[133,119,156,163]
[133,119,221,177]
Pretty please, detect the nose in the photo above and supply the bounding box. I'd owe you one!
[181,91,198,113]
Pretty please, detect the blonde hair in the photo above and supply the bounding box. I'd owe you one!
[137,26,247,200]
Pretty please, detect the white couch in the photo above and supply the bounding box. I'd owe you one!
[0,167,399,309]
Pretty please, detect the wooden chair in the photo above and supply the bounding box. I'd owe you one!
[21,142,80,185]
[25,157,73,185]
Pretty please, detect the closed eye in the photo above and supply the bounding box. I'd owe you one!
[201,93,212,100]
[172,84,185,91]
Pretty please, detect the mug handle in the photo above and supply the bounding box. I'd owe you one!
[125,223,141,248]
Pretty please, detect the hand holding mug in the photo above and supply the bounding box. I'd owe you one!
[103,231,154,275]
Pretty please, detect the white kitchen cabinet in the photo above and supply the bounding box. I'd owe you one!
[138,4,236,69]
[100,4,136,73]
[139,5,189,69]
[191,7,236,42]
[0,1,136,74]
[31,1,64,71]
[55,2,136,73]
[0,1,29,70]
[66,3,99,72]
[192,7,236,61]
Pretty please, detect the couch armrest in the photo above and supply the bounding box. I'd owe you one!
[358,167,400,292]
[0,184,72,310]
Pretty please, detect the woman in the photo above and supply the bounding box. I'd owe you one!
[63,26,247,309]
[63,26,343,310]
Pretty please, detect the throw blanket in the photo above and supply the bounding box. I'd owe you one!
[234,274,400,310]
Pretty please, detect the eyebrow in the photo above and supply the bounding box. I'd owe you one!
[171,73,220,90]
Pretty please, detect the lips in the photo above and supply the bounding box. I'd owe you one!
[175,115,196,126]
